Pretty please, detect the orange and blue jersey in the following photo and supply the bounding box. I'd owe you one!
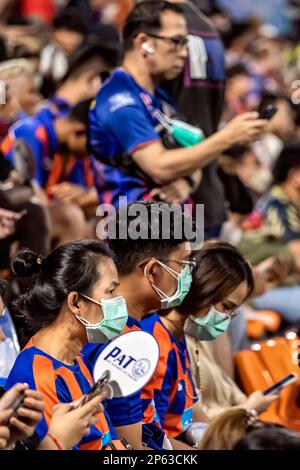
[89,68,176,207]
[1,108,94,191]
[5,337,117,450]
[81,316,166,449]
[140,313,198,439]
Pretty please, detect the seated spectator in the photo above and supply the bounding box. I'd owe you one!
[50,31,121,114]
[0,279,20,385]
[252,92,296,173]
[40,8,87,88]
[234,425,300,450]
[6,240,129,450]
[223,64,253,122]
[1,100,94,246]
[140,242,277,446]
[0,382,45,450]
[1,381,106,451]
[200,407,300,450]
[83,201,196,450]
[0,59,42,120]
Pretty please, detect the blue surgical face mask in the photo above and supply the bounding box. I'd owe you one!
[147,260,193,310]
[184,307,231,341]
[76,294,128,343]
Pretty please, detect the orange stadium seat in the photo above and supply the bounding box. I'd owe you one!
[235,334,300,430]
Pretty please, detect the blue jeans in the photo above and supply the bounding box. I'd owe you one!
[252,285,300,326]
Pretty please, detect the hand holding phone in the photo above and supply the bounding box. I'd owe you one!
[263,373,297,396]
[77,371,113,408]
[259,104,278,121]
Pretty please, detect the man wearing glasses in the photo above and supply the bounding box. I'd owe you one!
[89,1,267,210]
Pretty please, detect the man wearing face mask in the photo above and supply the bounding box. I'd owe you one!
[82,201,197,450]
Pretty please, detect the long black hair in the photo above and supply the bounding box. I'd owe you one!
[12,240,112,332]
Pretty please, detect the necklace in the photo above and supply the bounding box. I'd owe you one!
[185,341,202,401]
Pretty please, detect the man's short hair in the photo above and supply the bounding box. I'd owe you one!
[53,8,87,36]
[68,98,93,127]
[108,201,192,276]
[123,1,183,51]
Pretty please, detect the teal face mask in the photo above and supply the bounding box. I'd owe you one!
[153,110,205,148]
[76,294,128,343]
[148,260,193,310]
[184,307,231,341]
[170,120,205,147]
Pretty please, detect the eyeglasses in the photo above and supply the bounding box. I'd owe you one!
[146,33,189,50]
[221,307,240,320]
[160,258,196,269]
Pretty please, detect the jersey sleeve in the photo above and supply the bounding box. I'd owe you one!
[105,390,143,427]
[6,352,72,441]
[2,125,45,186]
[104,95,160,155]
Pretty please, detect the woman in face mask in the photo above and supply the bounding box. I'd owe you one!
[141,241,278,447]
[6,240,129,451]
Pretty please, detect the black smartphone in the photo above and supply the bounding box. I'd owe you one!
[259,104,278,120]
[2,391,26,426]
[263,373,297,396]
[77,370,112,408]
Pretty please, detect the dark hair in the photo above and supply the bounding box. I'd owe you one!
[123,1,184,51]
[108,202,192,276]
[177,241,254,317]
[226,63,249,80]
[234,426,300,450]
[11,240,112,332]
[272,142,300,185]
[53,8,87,36]
[68,98,93,127]
[0,279,9,305]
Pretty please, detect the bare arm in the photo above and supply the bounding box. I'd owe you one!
[132,114,266,185]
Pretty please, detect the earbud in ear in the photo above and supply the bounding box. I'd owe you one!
[141,42,155,55]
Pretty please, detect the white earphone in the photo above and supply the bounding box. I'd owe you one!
[141,42,155,55]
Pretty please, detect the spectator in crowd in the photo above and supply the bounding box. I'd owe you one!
[140,242,277,446]
[89,1,266,211]
[234,425,300,450]
[0,382,45,450]
[6,240,129,450]
[50,27,122,114]
[83,201,196,450]
[249,143,300,324]
[252,92,296,173]
[0,59,42,120]
[223,64,253,122]
[40,8,87,85]
[200,407,300,450]
[1,100,93,246]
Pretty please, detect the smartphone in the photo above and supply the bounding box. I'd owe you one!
[2,391,26,426]
[259,104,278,120]
[77,370,112,408]
[18,209,28,218]
[263,373,297,396]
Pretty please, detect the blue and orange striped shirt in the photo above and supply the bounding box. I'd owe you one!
[140,313,198,439]
[1,108,94,191]
[82,316,166,449]
[5,337,117,450]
